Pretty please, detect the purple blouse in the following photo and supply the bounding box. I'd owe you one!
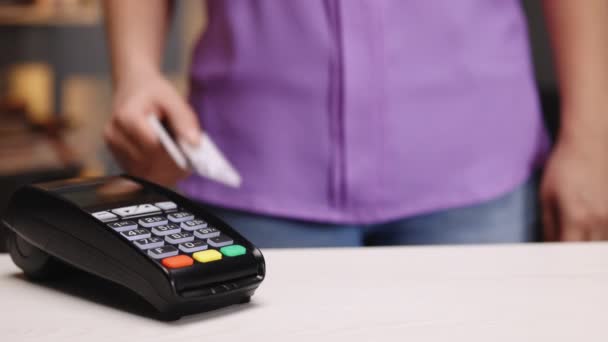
[179,0,548,224]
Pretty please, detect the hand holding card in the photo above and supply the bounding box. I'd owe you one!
[147,115,189,170]
[147,115,242,188]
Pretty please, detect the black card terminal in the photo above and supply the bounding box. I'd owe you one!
[1,175,265,320]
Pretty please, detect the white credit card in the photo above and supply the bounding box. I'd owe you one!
[147,114,241,188]
[179,135,242,188]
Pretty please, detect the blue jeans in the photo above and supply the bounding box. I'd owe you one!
[202,177,539,248]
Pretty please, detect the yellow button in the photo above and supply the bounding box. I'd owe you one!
[193,250,222,263]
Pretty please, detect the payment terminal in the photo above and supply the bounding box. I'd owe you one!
[1,175,265,320]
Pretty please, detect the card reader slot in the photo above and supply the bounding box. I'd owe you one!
[179,274,261,298]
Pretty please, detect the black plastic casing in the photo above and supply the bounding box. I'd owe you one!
[1,175,265,320]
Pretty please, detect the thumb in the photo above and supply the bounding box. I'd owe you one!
[158,90,202,145]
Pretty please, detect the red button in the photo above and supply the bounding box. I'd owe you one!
[162,255,194,269]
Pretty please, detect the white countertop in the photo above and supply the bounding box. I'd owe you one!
[1,243,608,341]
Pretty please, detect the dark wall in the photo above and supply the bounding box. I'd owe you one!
[522,0,560,140]
[522,0,557,90]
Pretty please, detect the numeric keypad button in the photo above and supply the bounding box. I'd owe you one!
[151,223,181,236]
[180,219,207,231]
[147,245,178,259]
[133,236,164,250]
[167,212,194,223]
[165,232,194,244]
[107,220,137,232]
[178,240,208,253]
[92,211,117,222]
[120,228,151,241]
[138,216,168,228]
[193,250,222,263]
[155,201,177,211]
[194,227,220,239]
[207,234,233,248]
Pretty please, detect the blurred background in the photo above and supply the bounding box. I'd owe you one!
[0,0,206,250]
[0,0,558,250]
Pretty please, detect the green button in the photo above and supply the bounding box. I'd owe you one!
[220,244,246,257]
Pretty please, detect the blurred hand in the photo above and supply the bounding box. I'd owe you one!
[541,128,608,241]
[104,71,201,186]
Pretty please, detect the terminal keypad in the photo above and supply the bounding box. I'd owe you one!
[93,202,246,269]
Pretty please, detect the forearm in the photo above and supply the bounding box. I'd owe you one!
[103,0,172,85]
[542,0,608,139]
